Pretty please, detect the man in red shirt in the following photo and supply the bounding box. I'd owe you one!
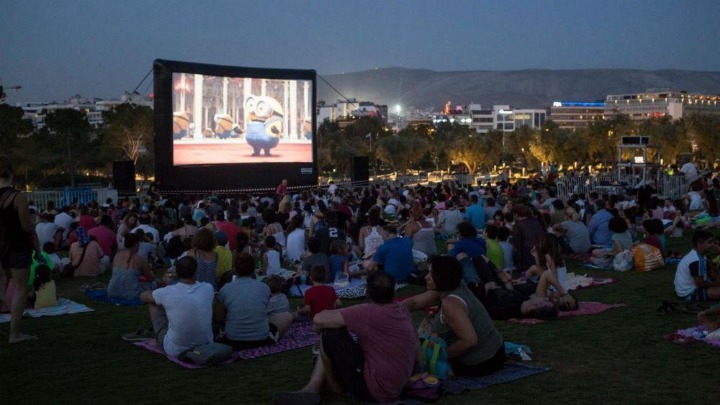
[214,213,243,251]
[274,272,417,404]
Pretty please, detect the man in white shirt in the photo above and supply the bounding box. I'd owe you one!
[674,230,720,302]
[124,256,214,357]
[680,160,699,185]
[53,207,74,244]
[131,214,160,244]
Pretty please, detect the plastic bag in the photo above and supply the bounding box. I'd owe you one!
[612,250,634,272]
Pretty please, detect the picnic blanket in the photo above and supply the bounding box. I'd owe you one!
[83,289,144,306]
[443,363,549,394]
[566,273,619,291]
[133,321,319,368]
[665,326,720,348]
[509,302,626,324]
[289,278,408,299]
[0,298,93,323]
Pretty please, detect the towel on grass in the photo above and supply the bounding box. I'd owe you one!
[509,302,626,324]
[376,362,549,405]
[133,321,319,368]
[0,298,93,323]
[566,273,619,291]
[290,278,408,299]
[665,326,720,348]
[83,289,144,306]
[443,363,550,394]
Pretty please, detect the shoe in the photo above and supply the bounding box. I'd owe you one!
[122,328,154,342]
[272,391,321,405]
[311,344,320,356]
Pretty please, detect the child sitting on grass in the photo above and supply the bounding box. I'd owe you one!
[266,275,290,317]
[327,239,349,283]
[525,234,569,292]
[295,265,340,321]
[262,235,283,277]
[32,265,57,309]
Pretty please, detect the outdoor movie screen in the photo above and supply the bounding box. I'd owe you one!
[171,72,314,166]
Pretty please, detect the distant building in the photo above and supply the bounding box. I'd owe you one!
[442,103,547,133]
[604,90,720,121]
[549,101,605,130]
[17,92,152,130]
[316,99,388,127]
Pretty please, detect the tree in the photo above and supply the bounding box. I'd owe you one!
[0,103,33,156]
[43,109,96,187]
[101,104,154,165]
[443,124,502,173]
[685,113,720,164]
[376,127,429,173]
[639,116,690,164]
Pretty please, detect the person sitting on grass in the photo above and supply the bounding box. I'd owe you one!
[295,265,340,322]
[590,216,633,266]
[327,240,349,283]
[402,255,506,377]
[108,234,156,301]
[215,253,293,350]
[183,228,218,289]
[122,256,214,358]
[525,234,569,292]
[674,230,720,302]
[32,264,57,309]
[273,271,417,405]
[266,275,290,317]
[263,235,283,277]
[301,237,330,277]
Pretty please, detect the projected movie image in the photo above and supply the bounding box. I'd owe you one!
[172,73,313,165]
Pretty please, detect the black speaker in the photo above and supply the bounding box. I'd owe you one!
[351,156,369,184]
[622,136,649,145]
[113,161,136,194]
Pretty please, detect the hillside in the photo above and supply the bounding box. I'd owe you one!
[317,68,720,110]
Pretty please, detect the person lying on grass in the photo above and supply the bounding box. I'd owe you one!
[273,271,417,405]
[698,305,720,339]
[469,254,578,320]
[403,256,506,377]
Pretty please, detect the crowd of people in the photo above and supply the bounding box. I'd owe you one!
[2,153,720,404]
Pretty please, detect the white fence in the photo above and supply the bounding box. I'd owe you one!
[26,188,118,211]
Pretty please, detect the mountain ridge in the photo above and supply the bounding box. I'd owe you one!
[316,68,720,110]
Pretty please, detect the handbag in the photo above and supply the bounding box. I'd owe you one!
[179,342,234,366]
[419,333,451,379]
[62,244,88,278]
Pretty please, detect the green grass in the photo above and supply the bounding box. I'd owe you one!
[1,234,719,405]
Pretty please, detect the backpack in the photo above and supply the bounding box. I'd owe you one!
[632,243,664,272]
[419,334,451,379]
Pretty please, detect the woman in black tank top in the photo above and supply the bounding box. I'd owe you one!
[0,155,43,343]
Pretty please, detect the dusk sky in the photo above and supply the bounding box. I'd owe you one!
[2,0,719,104]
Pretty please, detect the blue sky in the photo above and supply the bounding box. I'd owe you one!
[1,0,719,103]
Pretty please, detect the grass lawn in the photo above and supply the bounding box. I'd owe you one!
[1,233,719,405]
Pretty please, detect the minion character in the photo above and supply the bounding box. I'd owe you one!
[214,114,234,139]
[245,95,283,156]
[173,112,189,140]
